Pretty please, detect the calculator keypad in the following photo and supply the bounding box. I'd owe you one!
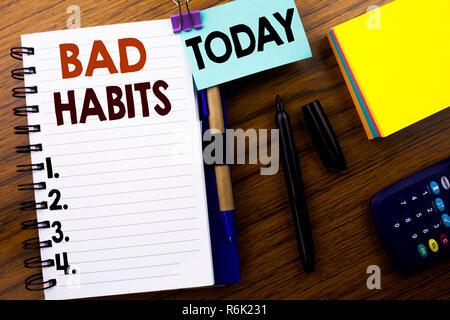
[392,183,448,258]
[371,160,450,270]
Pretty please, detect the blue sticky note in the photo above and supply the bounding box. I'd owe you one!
[180,0,312,90]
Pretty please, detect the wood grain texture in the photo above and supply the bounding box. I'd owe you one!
[0,0,449,300]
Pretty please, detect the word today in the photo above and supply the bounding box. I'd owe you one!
[185,8,296,70]
[180,0,311,89]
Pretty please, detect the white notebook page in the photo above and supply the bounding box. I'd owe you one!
[21,20,214,300]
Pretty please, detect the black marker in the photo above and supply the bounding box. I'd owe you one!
[275,95,315,272]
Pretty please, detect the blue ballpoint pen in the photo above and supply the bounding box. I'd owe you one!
[205,87,235,242]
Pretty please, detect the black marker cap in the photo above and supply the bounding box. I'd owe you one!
[301,100,347,171]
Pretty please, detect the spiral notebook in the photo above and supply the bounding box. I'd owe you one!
[13,19,239,300]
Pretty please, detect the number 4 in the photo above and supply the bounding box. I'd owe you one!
[55,252,70,274]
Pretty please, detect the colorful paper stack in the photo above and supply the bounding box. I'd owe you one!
[328,0,450,139]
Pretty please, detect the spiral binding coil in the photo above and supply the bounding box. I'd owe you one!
[16,163,44,172]
[24,256,55,268]
[25,274,56,291]
[20,200,48,211]
[16,144,43,154]
[21,219,50,230]
[12,86,38,98]
[23,237,53,250]
[10,47,34,60]
[11,67,36,80]
[12,46,57,291]
[14,105,39,116]
[14,124,41,134]
[18,182,47,191]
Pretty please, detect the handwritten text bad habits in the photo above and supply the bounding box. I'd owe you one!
[54,38,171,126]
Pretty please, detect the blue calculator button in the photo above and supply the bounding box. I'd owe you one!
[421,225,430,235]
[442,214,450,227]
[434,198,445,212]
[392,218,401,230]
[424,203,435,215]
[397,196,408,209]
[409,229,419,241]
[430,181,440,195]
[409,191,419,203]
[420,186,431,198]
[414,208,424,219]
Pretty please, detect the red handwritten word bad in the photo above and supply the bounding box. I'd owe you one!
[55,38,171,126]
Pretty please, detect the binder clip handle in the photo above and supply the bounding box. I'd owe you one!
[171,0,202,33]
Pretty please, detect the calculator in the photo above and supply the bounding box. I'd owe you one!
[370,157,450,271]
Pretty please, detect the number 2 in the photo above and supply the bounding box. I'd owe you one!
[48,189,62,210]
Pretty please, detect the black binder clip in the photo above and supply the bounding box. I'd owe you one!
[170,0,202,33]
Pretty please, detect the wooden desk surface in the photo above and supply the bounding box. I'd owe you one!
[1,0,449,300]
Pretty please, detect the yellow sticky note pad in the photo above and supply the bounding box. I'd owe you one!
[330,0,450,138]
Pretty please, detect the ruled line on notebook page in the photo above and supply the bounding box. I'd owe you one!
[37,110,189,126]
[71,249,202,265]
[61,166,192,179]
[64,217,198,232]
[55,153,190,168]
[67,196,196,211]
[39,62,183,73]
[36,53,184,69]
[54,173,193,188]
[38,97,187,110]
[37,82,185,94]
[35,43,182,57]
[57,274,181,287]
[39,105,188,118]
[36,39,180,55]
[22,19,214,300]
[42,122,190,137]
[37,102,188,114]
[38,107,188,119]
[42,119,188,136]
[44,130,189,146]
[37,55,184,74]
[62,207,196,222]
[34,32,175,52]
[35,41,179,61]
[68,227,198,242]
[37,71,184,83]
[70,263,181,275]
[47,141,187,157]
[34,75,184,94]
[37,51,183,63]
[67,238,200,254]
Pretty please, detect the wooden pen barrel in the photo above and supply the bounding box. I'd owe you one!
[206,86,235,212]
